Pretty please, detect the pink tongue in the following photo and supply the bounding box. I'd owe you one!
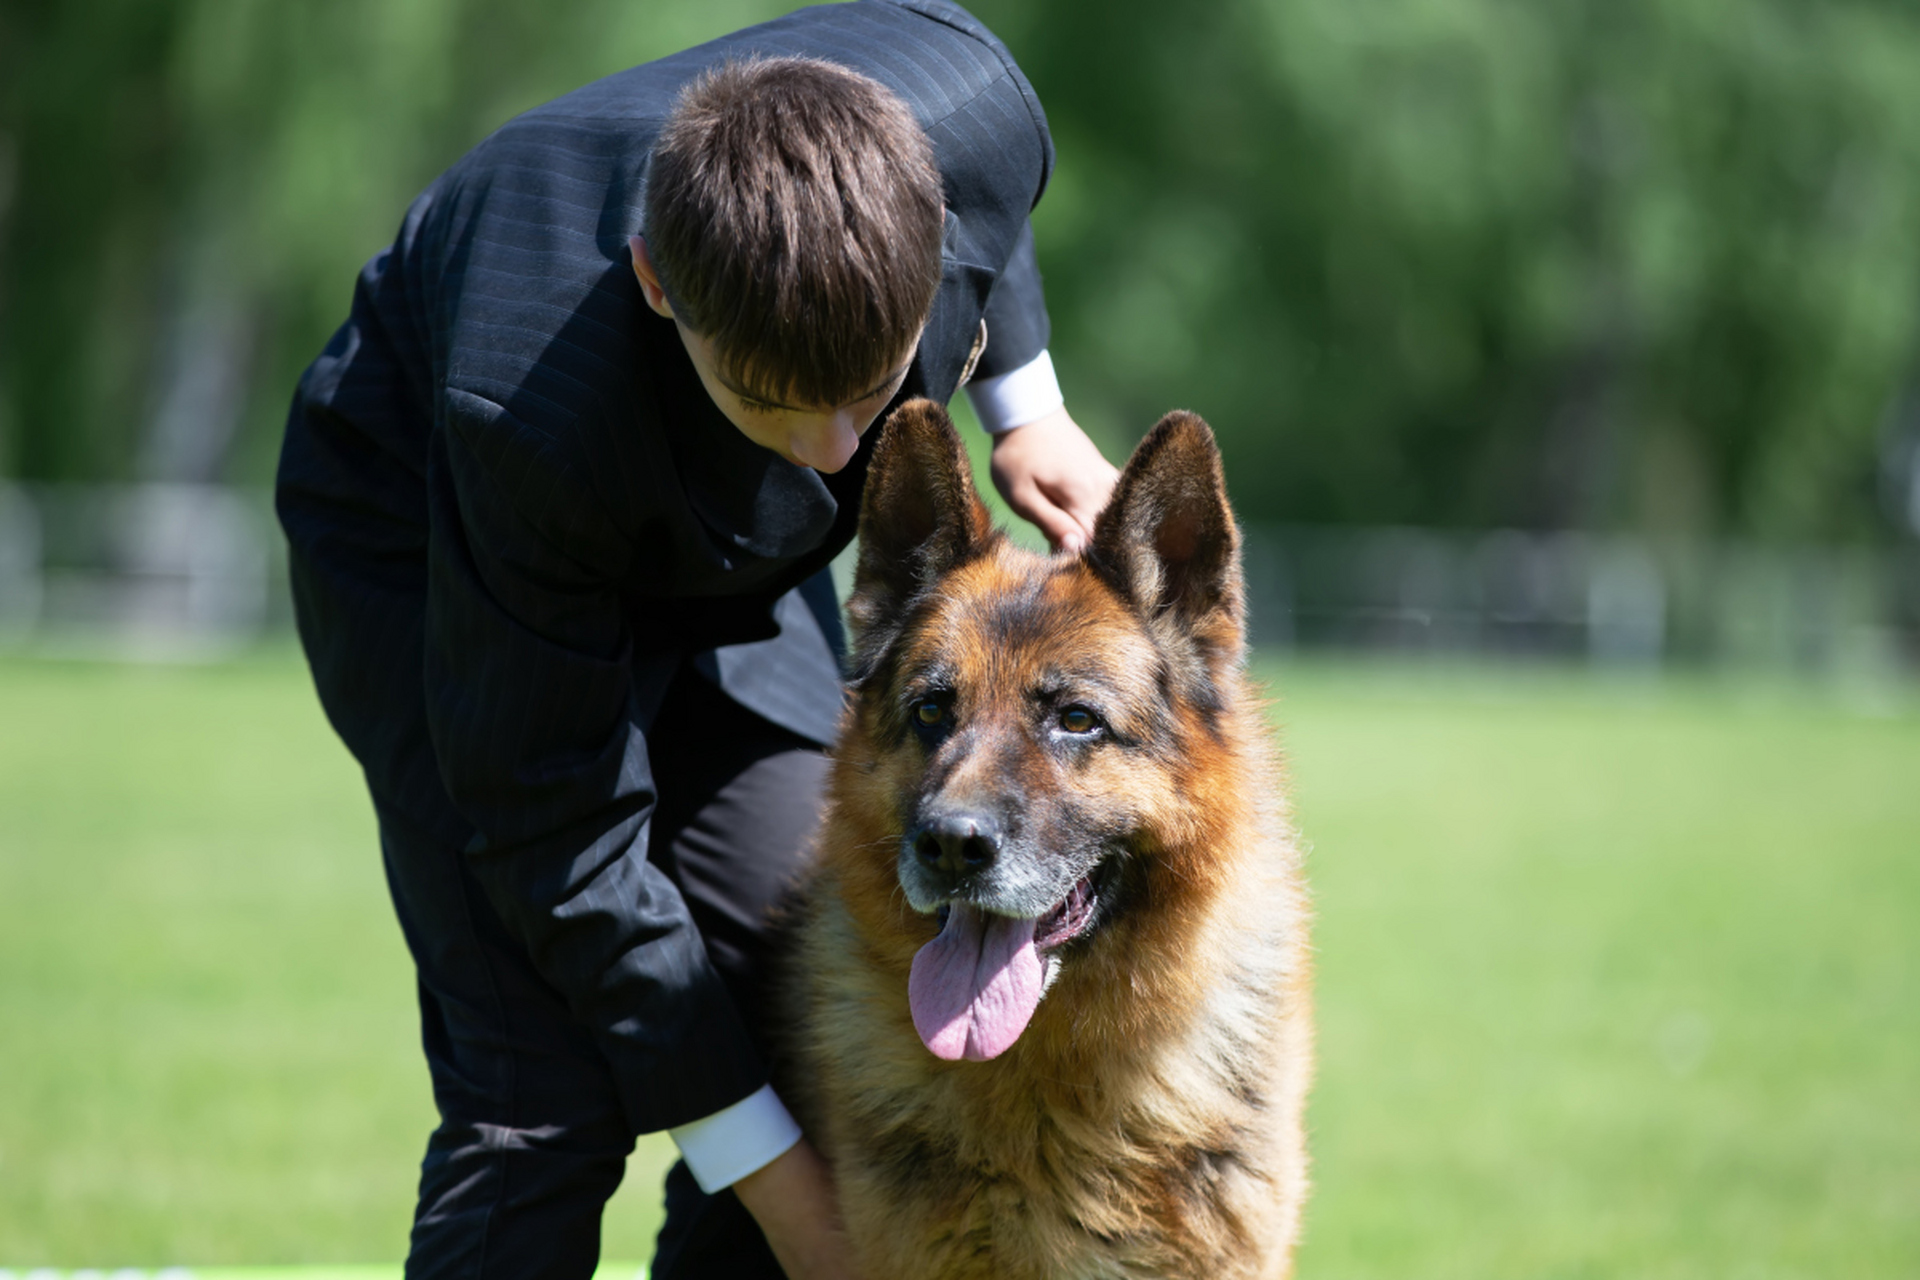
[908,904,1043,1061]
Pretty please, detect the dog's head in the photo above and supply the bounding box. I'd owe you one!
[835,398,1248,1063]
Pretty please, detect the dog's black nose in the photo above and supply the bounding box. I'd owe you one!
[910,811,1001,879]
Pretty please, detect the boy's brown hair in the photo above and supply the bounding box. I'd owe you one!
[644,57,945,409]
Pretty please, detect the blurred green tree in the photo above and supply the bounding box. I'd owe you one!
[980,0,1920,540]
[3,0,1917,541]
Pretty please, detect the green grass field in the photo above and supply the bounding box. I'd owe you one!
[1,651,1915,1275]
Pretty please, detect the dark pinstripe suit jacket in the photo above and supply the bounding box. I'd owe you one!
[275,0,1054,1132]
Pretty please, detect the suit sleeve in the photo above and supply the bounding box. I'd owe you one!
[973,219,1051,381]
[421,390,766,1134]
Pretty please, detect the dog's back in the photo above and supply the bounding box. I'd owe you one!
[781,400,1311,1279]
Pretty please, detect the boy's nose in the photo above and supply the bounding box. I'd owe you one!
[794,413,862,472]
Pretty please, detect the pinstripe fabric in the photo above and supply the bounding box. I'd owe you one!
[277,0,1053,1137]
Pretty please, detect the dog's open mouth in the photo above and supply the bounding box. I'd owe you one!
[1035,874,1098,951]
[909,872,1101,1064]
[930,872,1098,954]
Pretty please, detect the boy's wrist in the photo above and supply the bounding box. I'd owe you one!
[735,1139,863,1280]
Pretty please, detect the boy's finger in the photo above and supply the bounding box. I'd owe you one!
[1009,485,1083,552]
[1040,478,1109,548]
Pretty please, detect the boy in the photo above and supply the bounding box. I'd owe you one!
[276,2,1114,1278]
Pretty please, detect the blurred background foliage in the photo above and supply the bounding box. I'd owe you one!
[4,0,1920,542]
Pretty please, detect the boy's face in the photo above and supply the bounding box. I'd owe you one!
[631,235,918,474]
[677,324,916,474]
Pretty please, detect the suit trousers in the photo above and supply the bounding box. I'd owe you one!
[379,668,826,1279]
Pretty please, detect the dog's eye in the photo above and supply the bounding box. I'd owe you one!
[1059,706,1099,734]
[914,699,946,727]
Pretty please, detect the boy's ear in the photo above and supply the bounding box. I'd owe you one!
[846,398,993,677]
[1086,410,1245,662]
[629,235,675,319]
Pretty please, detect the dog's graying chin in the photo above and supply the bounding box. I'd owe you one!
[894,807,1116,923]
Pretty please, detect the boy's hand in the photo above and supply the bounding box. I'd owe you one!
[733,1138,865,1280]
[988,407,1120,555]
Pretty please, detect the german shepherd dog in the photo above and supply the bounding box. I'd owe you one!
[779,400,1312,1279]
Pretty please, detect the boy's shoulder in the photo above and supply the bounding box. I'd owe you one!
[495,1,1036,141]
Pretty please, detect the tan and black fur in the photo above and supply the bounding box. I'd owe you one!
[779,399,1311,1280]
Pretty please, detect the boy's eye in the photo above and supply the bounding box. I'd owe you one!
[915,699,946,726]
[1059,706,1098,734]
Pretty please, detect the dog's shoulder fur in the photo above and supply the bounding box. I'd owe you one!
[777,400,1311,1280]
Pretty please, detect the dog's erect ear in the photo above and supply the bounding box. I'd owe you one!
[1087,411,1245,661]
[847,399,993,675]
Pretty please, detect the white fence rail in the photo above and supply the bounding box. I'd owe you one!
[0,482,284,660]
[0,483,1913,673]
[1244,525,1918,674]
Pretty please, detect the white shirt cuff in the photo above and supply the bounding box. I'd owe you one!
[964,349,1065,434]
[668,1083,805,1193]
